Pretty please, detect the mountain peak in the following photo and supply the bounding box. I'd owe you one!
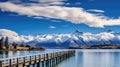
[107,29,114,33]
[74,29,83,34]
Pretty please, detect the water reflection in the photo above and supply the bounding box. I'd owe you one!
[0,50,44,58]
[76,49,120,67]
[56,49,120,67]
[0,51,20,58]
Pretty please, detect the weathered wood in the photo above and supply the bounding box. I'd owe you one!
[0,50,75,67]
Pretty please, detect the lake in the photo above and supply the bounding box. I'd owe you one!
[0,49,120,67]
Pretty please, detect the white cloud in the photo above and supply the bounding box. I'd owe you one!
[0,2,120,28]
[0,29,21,43]
[87,9,105,13]
[50,19,61,22]
[49,26,56,29]
[0,29,18,37]
[34,16,45,19]
[29,0,66,5]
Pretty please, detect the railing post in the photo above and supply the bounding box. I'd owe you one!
[23,57,25,66]
[46,53,48,67]
[30,56,31,65]
[9,59,12,67]
[42,54,45,67]
[16,58,19,67]
[35,55,36,63]
[51,53,53,65]
[0,61,2,67]
[55,52,57,64]
[39,54,41,62]
[50,53,52,66]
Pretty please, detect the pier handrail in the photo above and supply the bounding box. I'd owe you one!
[0,50,74,61]
[0,50,75,67]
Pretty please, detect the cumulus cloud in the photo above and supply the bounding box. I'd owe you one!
[49,26,56,29]
[0,29,21,43]
[87,9,105,13]
[0,2,120,28]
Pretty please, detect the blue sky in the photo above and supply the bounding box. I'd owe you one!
[0,0,120,35]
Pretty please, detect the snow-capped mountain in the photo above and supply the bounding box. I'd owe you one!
[0,29,120,48]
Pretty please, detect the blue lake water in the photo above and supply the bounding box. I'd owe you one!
[0,49,120,67]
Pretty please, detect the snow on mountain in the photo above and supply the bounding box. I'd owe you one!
[0,29,120,48]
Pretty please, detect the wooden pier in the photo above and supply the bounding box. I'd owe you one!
[0,50,75,67]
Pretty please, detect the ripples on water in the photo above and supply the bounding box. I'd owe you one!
[1,49,120,67]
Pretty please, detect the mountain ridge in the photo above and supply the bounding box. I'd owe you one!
[0,29,120,48]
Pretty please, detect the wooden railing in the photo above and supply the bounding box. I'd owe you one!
[0,50,75,67]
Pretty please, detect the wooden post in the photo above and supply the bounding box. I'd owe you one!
[16,58,19,67]
[42,54,45,67]
[26,65,29,67]
[39,55,41,62]
[37,62,40,67]
[60,52,62,62]
[35,55,36,63]
[44,54,45,60]
[30,56,32,65]
[0,61,2,67]
[46,53,48,67]
[55,53,57,64]
[33,64,35,67]
[9,59,12,67]
[23,57,25,67]
[42,61,44,67]
[36,55,40,67]
[50,53,52,66]
[33,55,36,67]
[58,52,60,63]
[52,53,55,65]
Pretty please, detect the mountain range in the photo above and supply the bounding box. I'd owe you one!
[0,29,120,48]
